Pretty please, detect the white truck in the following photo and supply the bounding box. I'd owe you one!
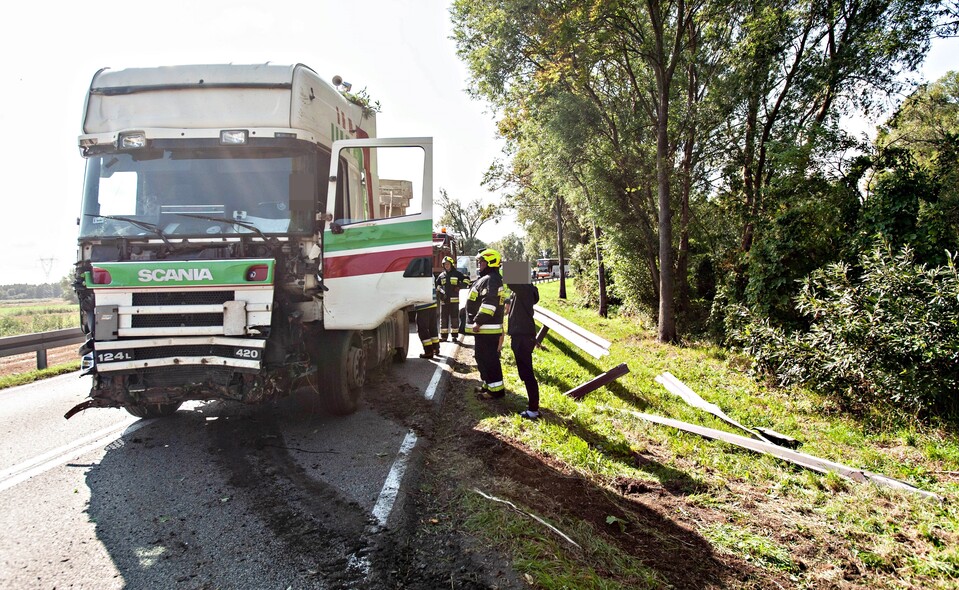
[66,63,433,419]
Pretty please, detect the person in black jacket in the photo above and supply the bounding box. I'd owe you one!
[505,273,541,419]
[466,249,506,398]
[435,256,470,342]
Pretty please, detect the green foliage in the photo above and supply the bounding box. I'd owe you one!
[0,283,63,301]
[488,232,526,263]
[0,301,79,337]
[339,87,381,118]
[436,188,500,254]
[858,146,952,263]
[729,244,959,416]
[744,174,861,327]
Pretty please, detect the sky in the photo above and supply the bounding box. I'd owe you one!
[1,1,956,285]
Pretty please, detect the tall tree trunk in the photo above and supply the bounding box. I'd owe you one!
[594,222,608,318]
[656,99,676,342]
[556,196,567,299]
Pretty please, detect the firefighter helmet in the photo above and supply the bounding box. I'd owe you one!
[443,256,455,266]
[476,248,501,268]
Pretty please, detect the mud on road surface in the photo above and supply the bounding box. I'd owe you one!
[197,368,528,590]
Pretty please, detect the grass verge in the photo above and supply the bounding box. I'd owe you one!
[0,361,81,391]
[438,279,959,589]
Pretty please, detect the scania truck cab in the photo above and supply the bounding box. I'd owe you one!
[67,63,433,419]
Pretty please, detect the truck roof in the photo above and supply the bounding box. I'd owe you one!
[81,63,375,144]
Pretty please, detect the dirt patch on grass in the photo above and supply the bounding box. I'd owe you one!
[439,391,789,586]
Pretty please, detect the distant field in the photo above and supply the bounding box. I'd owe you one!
[0,299,79,337]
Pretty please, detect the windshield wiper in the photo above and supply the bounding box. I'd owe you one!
[85,214,174,247]
[171,213,272,242]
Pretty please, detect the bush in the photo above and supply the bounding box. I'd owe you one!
[728,244,959,416]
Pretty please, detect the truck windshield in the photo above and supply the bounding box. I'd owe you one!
[79,148,317,239]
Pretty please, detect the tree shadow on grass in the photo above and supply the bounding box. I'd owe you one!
[540,333,650,410]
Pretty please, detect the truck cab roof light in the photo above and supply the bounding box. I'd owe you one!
[119,132,147,150]
[220,130,249,145]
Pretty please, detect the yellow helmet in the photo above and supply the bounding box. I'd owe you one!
[476,248,501,268]
[443,256,455,266]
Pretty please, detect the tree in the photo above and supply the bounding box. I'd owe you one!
[435,188,501,254]
[717,0,942,296]
[60,273,79,303]
[856,71,959,266]
[489,232,526,263]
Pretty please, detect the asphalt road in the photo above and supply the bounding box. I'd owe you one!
[0,334,463,589]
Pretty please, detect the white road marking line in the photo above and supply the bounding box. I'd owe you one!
[0,419,150,493]
[423,360,448,401]
[423,339,460,401]
[371,430,417,527]
[0,419,137,481]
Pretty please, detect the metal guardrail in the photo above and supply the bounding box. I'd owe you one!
[532,305,610,359]
[0,327,84,370]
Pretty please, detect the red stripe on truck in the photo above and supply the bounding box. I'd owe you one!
[325,246,431,278]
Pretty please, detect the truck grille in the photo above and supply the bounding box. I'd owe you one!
[132,291,234,306]
[132,313,223,328]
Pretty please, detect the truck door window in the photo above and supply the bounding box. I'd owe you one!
[331,145,426,224]
[371,146,424,220]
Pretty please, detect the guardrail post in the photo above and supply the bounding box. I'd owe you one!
[564,363,630,400]
[535,325,549,345]
[37,349,48,370]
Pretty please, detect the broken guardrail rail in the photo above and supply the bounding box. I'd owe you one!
[532,305,611,359]
[605,407,941,501]
[530,305,630,399]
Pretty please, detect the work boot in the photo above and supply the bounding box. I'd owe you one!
[419,349,434,359]
[432,343,441,356]
[441,335,448,342]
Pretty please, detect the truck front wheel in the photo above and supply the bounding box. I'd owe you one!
[124,402,183,418]
[318,331,363,415]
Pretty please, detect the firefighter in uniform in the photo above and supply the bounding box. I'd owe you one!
[466,248,506,398]
[435,256,470,342]
[414,285,440,359]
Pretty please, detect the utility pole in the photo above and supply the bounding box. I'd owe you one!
[39,257,57,299]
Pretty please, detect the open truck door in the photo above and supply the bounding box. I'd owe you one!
[322,138,433,329]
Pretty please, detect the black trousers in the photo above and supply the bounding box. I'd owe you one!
[416,307,438,350]
[510,334,539,411]
[474,333,504,395]
[439,301,459,336]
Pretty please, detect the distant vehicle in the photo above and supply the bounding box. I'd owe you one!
[534,257,569,279]
[456,255,477,281]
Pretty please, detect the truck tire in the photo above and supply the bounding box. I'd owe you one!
[124,402,182,418]
[318,331,362,415]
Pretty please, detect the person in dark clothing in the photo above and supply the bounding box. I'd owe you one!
[466,248,506,398]
[435,256,470,342]
[414,286,440,359]
[506,281,541,419]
